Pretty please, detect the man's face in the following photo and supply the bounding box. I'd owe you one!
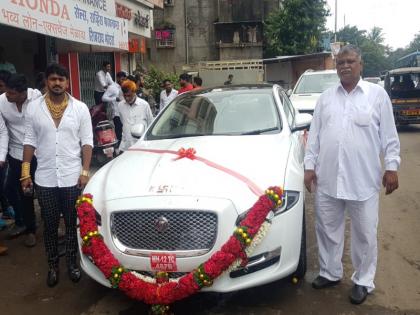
[179,79,187,87]
[0,80,6,94]
[117,76,127,85]
[105,64,111,73]
[6,88,26,104]
[164,81,172,92]
[336,51,362,86]
[46,73,69,96]
[123,90,136,104]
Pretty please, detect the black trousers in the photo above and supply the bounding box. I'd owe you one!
[94,91,104,105]
[113,116,123,141]
[7,155,37,233]
[36,185,80,269]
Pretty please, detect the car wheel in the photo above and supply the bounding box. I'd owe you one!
[293,208,307,280]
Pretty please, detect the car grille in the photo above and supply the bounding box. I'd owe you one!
[111,210,218,252]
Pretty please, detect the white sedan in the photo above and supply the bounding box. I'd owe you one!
[79,84,312,292]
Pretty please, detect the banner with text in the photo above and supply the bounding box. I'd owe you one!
[0,0,128,50]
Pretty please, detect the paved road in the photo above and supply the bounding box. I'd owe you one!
[1,126,420,315]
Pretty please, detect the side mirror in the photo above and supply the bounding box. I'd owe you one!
[286,89,293,96]
[131,123,145,139]
[291,113,312,132]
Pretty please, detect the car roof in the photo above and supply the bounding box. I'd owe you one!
[301,69,337,75]
[388,67,420,75]
[186,84,278,96]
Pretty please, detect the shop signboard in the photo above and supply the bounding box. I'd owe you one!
[116,0,152,38]
[0,0,128,50]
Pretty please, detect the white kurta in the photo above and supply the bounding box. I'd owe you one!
[24,94,93,188]
[118,97,153,152]
[159,89,178,112]
[304,79,401,292]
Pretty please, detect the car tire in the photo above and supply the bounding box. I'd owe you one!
[294,208,307,279]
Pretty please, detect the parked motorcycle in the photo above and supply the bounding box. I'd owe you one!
[89,103,118,165]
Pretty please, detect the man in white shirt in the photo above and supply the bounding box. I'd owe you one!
[159,79,177,112]
[94,61,113,105]
[118,80,153,152]
[0,73,41,245]
[0,113,8,255]
[304,45,400,305]
[102,71,127,141]
[21,63,93,287]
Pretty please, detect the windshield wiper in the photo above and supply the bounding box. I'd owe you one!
[241,127,279,135]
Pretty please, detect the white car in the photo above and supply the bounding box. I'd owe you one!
[289,69,339,115]
[80,84,312,292]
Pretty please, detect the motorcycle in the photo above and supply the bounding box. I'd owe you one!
[89,103,118,165]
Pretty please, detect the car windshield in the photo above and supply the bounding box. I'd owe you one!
[294,73,339,94]
[146,88,281,140]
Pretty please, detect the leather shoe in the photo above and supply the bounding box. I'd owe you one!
[47,268,59,287]
[68,265,81,283]
[312,275,340,289]
[349,284,368,304]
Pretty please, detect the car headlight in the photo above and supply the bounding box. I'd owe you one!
[235,190,300,225]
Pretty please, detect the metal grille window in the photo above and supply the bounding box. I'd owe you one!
[78,52,114,108]
[111,210,218,252]
[155,29,176,48]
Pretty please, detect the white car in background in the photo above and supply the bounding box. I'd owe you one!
[80,85,312,292]
[289,69,339,115]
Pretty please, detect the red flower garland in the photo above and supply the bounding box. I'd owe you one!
[76,186,283,306]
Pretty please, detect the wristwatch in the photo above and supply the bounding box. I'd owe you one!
[81,170,89,177]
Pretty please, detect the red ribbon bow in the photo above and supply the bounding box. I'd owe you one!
[174,147,197,160]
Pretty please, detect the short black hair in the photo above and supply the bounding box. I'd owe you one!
[179,73,189,81]
[0,70,11,84]
[102,61,111,67]
[163,79,171,85]
[5,73,28,92]
[116,71,127,78]
[45,63,69,79]
[127,74,136,83]
[193,76,202,86]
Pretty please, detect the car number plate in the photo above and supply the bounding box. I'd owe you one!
[401,109,420,116]
[150,253,177,272]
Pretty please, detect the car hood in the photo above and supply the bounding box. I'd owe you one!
[290,94,320,111]
[87,135,291,207]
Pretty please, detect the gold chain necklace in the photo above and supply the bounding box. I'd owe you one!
[45,93,68,120]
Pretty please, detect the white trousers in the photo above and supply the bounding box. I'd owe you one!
[315,191,379,292]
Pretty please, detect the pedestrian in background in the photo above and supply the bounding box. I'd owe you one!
[0,112,8,254]
[0,73,40,246]
[102,71,127,142]
[118,80,153,152]
[177,73,193,94]
[94,61,113,105]
[304,45,400,305]
[192,76,203,90]
[224,74,234,85]
[21,63,93,287]
[159,79,177,112]
[0,46,16,73]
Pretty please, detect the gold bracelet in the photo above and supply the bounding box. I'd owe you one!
[81,170,89,177]
[21,162,31,178]
[19,175,31,182]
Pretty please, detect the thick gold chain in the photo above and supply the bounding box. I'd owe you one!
[45,93,68,120]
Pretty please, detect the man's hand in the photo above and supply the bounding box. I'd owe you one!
[304,170,317,193]
[21,177,33,192]
[77,175,89,190]
[382,170,399,195]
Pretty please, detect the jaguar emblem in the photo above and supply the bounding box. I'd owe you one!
[155,216,169,232]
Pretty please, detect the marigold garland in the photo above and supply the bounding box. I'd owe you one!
[76,186,283,314]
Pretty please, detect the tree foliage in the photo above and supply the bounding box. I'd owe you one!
[264,0,329,57]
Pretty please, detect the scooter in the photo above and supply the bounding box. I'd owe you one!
[90,103,118,165]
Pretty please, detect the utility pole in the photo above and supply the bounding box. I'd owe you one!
[334,0,337,42]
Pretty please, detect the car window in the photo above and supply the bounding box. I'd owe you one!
[294,73,339,94]
[279,91,295,126]
[147,89,282,139]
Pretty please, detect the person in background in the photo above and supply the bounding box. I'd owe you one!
[177,73,193,94]
[304,45,400,305]
[94,61,113,105]
[102,71,127,142]
[224,74,234,85]
[0,113,9,254]
[0,70,11,94]
[0,47,16,74]
[159,79,177,112]
[118,80,153,152]
[21,63,93,287]
[0,73,40,245]
[192,77,203,90]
